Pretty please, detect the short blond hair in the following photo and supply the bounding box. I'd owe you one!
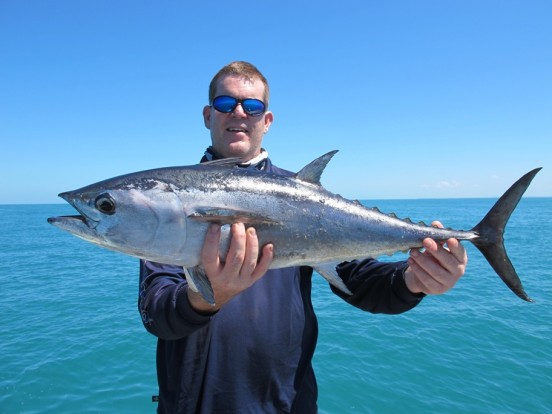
[208,61,270,106]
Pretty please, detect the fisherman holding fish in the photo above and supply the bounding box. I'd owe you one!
[138,61,467,413]
[49,59,536,411]
[48,59,537,412]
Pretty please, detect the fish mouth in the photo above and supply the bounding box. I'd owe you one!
[47,214,85,224]
[47,213,99,230]
[47,213,99,229]
[48,192,100,229]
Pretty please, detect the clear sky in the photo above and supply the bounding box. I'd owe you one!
[1,1,550,204]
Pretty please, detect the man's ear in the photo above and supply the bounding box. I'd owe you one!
[263,111,274,133]
[203,105,211,129]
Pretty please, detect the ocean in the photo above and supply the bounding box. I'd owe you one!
[1,199,551,414]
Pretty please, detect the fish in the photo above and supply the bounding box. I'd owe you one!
[47,151,540,305]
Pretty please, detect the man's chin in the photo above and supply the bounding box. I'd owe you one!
[217,142,255,160]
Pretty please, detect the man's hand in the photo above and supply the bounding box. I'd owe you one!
[188,223,274,313]
[405,221,467,295]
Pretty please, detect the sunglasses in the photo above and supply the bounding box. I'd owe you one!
[212,95,266,117]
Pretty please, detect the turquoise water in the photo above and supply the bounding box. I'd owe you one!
[1,199,551,413]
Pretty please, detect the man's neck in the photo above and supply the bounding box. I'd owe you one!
[201,147,269,170]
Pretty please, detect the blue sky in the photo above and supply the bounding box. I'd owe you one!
[1,1,550,204]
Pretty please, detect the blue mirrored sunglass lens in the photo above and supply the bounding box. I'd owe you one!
[242,99,265,115]
[213,96,238,113]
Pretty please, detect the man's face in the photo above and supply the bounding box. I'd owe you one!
[203,75,273,160]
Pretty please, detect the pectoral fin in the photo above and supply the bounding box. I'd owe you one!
[313,263,352,295]
[183,266,215,305]
[188,208,278,226]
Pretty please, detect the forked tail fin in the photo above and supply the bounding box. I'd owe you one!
[471,168,541,302]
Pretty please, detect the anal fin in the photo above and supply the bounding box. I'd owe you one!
[313,263,352,295]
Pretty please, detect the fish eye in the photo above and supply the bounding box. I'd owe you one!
[95,194,116,215]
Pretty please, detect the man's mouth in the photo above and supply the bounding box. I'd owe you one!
[227,127,247,133]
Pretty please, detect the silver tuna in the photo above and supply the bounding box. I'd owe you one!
[48,151,540,304]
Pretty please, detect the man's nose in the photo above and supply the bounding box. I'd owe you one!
[230,102,248,118]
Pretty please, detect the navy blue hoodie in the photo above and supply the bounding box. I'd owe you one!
[138,157,423,413]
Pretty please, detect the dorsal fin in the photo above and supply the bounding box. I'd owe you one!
[296,150,338,185]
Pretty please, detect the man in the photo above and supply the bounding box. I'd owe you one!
[139,61,467,413]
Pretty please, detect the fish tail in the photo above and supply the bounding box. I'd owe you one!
[471,168,541,302]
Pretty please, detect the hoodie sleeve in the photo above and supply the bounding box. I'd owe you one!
[138,260,212,340]
[331,259,424,314]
